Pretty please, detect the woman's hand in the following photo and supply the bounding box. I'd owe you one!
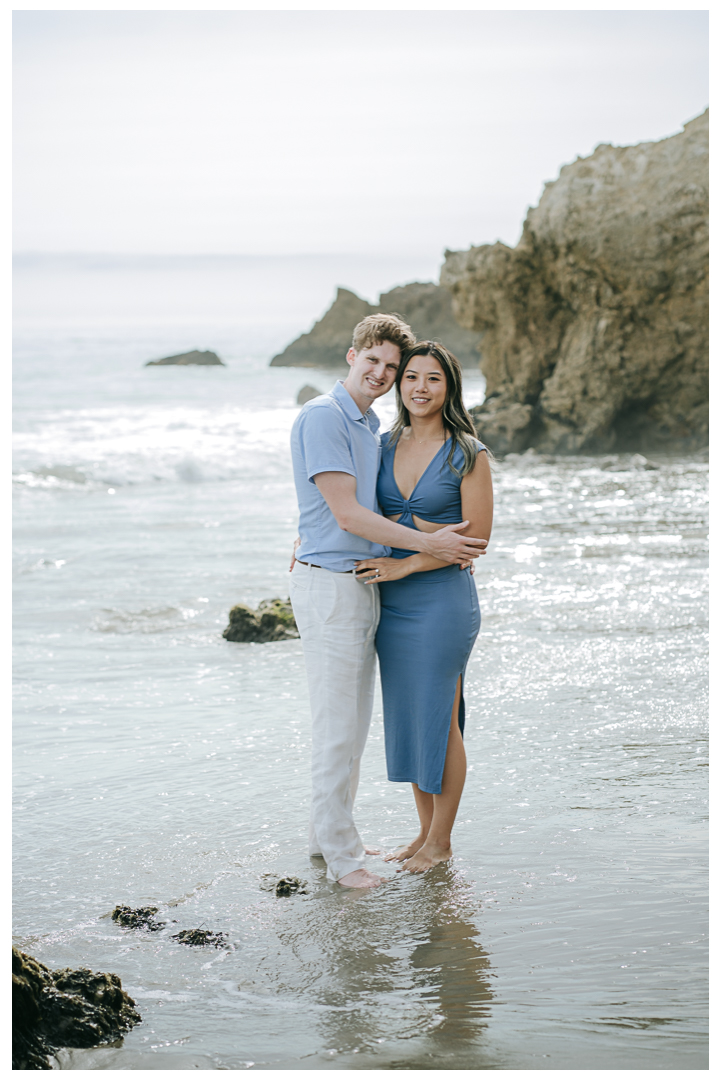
[354,556,411,584]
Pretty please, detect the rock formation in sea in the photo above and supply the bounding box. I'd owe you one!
[441,109,708,454]
[12,947,141,1070]
[270,282,483,368]
[223,598,299,643]
[296,384,322,405]
[145,349,224,366]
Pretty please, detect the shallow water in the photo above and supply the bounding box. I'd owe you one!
[13,259,708,1070]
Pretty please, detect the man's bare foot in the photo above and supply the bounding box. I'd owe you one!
[401,841,452,873]
[337,868,387,888]
[364,844,382,855]
[384,835,426,863]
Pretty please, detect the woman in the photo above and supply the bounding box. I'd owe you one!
[355,342,493,873]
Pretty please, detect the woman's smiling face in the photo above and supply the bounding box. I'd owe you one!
[400,353,448,420]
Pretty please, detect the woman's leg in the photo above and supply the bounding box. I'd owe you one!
[384,784,434,862]
[402,676,466,872]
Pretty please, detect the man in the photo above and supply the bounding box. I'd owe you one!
[289,313,487,888]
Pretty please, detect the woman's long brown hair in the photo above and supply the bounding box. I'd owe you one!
[388,341,482,476]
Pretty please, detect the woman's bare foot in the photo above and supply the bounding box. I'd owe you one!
[337,868,387,888]
[384,835,426,863]
[401,841,452,873]
[363,844,382,855]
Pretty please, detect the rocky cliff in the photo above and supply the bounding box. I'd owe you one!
[270,288,374,368]
[441,109,708,453]
[270,282,482,368]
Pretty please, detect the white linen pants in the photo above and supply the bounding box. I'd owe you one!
[289,561,380,881]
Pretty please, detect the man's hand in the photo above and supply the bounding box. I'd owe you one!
[422,522,488,563]
[289,536,301,571]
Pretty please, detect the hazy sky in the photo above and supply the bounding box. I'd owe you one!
[14,8,708,257]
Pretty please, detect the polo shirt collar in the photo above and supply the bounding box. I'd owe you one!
[331,380,372,423]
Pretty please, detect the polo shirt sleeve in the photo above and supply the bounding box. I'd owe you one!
[299,404,357,483]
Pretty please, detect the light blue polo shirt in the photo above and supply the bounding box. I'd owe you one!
[291,381,390,572]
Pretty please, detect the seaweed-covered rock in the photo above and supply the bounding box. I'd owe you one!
[223,598,299,643]
[260,874,309,897]
[111,905,165,931]
[274,877,308,897]
[145,349,224,367]
[12,947,141,1070]
[171,929,228,948]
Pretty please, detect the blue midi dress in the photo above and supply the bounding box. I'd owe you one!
[375,432,485,795]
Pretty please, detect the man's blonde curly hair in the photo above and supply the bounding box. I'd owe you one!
[352,312,416,354]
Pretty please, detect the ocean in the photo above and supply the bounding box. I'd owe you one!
[13,254,708,1069]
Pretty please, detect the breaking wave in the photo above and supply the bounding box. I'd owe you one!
[13,405,297,489]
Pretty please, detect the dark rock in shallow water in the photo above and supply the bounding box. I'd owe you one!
[111,906,226,947]
[171,928,228,948]
[260,874,308,897]
[111,905,165,931]
[275,877,308,897]
[145,349,225,367]
[297,384,322,405]
[223,598,299,643]
[12,947,141,1070]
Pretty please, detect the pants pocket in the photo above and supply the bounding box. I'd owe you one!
[290,564,309,592]
[309,573,340,624]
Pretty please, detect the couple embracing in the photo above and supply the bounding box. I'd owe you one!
[289,312,493,888]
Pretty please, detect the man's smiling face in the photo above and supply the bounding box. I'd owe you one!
[344,340,401,410]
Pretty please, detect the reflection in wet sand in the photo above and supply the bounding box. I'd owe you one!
[272,863,495,1068]
[409,889,493,1050]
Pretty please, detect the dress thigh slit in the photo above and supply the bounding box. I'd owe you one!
[376,565,480,796]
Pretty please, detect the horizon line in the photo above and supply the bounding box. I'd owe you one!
[12,250,449,260]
